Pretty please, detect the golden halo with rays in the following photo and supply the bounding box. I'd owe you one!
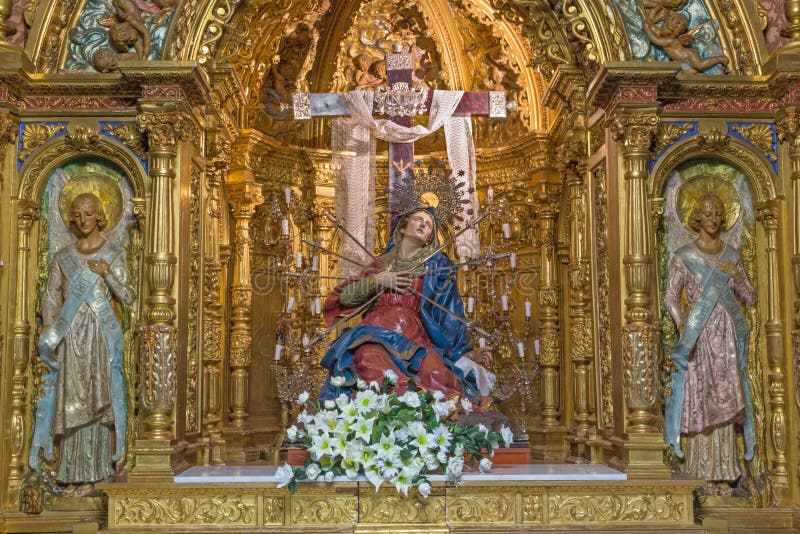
[58,172,124,233]
[418,191,440,209]
[676,174,740,233]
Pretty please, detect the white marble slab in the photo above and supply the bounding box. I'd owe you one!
[174,463,626,484]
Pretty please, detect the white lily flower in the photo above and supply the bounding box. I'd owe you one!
[357,378,368,390]
[324,470,335,482]
[354,418,375,441]
[432,401,450,418]
[477,423,489,436]
[297,391,310,404]
[324,399,336,409]
[305,462,321,480]
[335,393,350,408]
[275,463,295,489]
[446,456,465,478]
[479,457,493,473]
[392,470,413,497]
[330,375,346,387]
[286,425,300,441]
[383,369,399,384]
[432,390,445,401]
[399,391,421,408]
[433,425,452,450]
[418,481,432,498]
[460,398,473,413]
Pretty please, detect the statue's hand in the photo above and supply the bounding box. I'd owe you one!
[464,348,493,366]
[374,268,411,292]
[88,259,110,276]
[718,260,739,279]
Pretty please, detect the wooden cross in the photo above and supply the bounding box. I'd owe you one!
[292,46,512,216]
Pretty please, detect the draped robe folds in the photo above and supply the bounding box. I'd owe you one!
[664,242,757,481]
[30,241,134,483]
[318,251,479,401]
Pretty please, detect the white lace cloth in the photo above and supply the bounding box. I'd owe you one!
[331,90,480,275]
[454,358,496,396]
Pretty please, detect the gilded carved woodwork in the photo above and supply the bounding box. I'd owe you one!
[547,493,685,523]
[592,167,614,430]
[447,492,515,523]
[102,123,147,160]
[18,122,65,162]
[185,167,202,434]
[730,123,778,163]
[292,495,357,525]
[359,491,445,524]
[115,495,258,526]
[756,203,789,495]
[139,324,177,439]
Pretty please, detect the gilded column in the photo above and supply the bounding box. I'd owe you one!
[610,109,670,478]
[530,178,568,460]
[226,141,264,461]
[776,105,800,493]
[757,203,789,498]
[8,202,38,489]
[129,95,191,480]
[202,133,230,465]
[560,138,595,439]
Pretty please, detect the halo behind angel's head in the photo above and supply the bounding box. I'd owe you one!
[676,174,740,233]
[58,172,124,233]
[418,191,440,209]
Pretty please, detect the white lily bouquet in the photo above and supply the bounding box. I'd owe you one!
[276,370,514,497]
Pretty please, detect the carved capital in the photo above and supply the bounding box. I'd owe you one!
[137,111,192,151]
[776,111,800,155]
[610,113,659,153]
[229,184,265,218]
[0,114,18,147]
[757,202,780,230]
[17,200,40,229]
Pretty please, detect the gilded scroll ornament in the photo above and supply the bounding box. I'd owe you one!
[291,496,357,525]
[18,123,66,162]
[448,494,514,523]
[64,127,101,152]
[102,123,146,159]
[623,324,658,411]
[140,324,176,412]
[652,122,695,157]
[115,495,257,526]
[730,123,778,163]
[359,493,445,523]
[547,493,685,523]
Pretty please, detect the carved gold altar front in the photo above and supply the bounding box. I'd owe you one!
[2,0,800,532]
[99,478,702,533]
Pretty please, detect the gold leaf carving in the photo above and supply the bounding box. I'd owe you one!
[731,123,777,162]
[548,494,685,523]
[264,496,284,524]
[291,496,357,525]
[18,123,66,161]
[102,123,147,159]
[653,123,694,157]
[359,493,445,523]
[115,496,257,526]
[522,494,543,522]
[448,495,514,523]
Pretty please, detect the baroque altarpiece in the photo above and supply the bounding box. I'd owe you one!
[0,0,799,532]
